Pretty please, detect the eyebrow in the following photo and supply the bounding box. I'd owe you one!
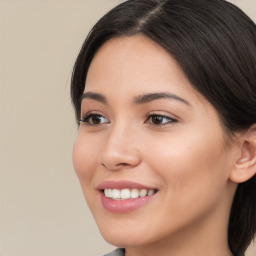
[134,92,190,106]
[80,92,107,104]
[80,91,190,106]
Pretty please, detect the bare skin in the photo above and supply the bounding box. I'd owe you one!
[73,35,255,256]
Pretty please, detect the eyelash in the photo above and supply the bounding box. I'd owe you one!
[79,113,177,126]
[145,114,177,126]
[79,113,109,126]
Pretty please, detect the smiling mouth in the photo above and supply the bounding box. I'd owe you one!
[98,181,158,213]
[103,188,158,200]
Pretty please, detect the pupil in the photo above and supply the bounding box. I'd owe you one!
[152,116,163,124]
[92,116,101,124]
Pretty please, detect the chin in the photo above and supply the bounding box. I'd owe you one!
[102,232,151,248]
[97,222,153,247]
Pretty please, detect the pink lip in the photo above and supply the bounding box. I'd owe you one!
[97,180,158,213]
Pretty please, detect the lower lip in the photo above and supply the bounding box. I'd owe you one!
[100,192,156,213]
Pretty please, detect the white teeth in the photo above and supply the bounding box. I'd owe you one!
[130,189,139,198]
[139,189,147,197]
[120,189,130,199]
[147,189,155,196]
[104,188,156,200]
[112,189,121,199]
[106,189,112,198]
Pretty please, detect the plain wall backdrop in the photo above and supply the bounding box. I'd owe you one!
[0,0,255,255]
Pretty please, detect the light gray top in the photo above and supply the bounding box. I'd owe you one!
[104,248,125,256]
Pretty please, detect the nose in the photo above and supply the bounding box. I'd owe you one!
[98,124,141,171]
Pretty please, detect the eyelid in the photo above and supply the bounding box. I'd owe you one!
[79,112,110,126]
[79,110,178,127]
[145,112,178,126]
[80,110,107,120]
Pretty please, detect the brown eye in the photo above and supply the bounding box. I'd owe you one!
[147,114,177,126]
[80,114,109,125]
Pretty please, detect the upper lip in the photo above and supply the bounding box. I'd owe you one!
[97,180,157,190]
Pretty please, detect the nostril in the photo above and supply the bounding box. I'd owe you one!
[117,163,129,166]
[98,146,141,171]
[100,162,129,170]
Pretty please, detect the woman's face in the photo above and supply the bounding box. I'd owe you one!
[73,36,238,249]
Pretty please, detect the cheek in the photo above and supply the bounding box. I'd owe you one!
[137,131,230,234]
[144,127,229,201]
[72,133,98,187]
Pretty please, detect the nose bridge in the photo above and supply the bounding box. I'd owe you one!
[99,120,140,170]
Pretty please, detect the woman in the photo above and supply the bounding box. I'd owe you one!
[71,0,256,255]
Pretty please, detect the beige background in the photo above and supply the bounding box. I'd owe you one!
[0,0,255,255]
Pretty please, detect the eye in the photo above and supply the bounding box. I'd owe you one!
[146,114,177,126]
[79,113,109,126]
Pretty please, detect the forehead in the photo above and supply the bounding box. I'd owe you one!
[85,35,195,98]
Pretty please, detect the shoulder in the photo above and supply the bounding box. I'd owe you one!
[103,248,125,256]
